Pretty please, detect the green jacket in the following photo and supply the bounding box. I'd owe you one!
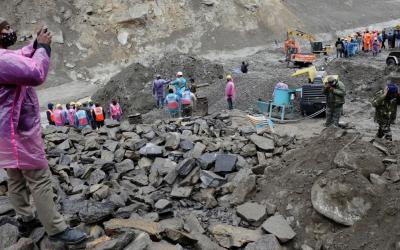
[323,80,346,106]
[371,90,397,124]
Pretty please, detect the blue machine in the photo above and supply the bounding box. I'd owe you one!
[269,89,297,121]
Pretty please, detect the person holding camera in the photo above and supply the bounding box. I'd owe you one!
[0,18,87,246]
[372,83,399,141]
[323,76,346,127]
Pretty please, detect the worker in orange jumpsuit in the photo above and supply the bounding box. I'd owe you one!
[363,31,372,51]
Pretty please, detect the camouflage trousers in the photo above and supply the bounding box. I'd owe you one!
[325,104,343,127]
[377,122,392,141]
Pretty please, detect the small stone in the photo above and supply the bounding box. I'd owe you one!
[93,185,110,201]
[180,140,194,151]
[176,158,196,176]
[164,228,198,246]
[139,143,163,156]
[231,174,256,205]
[88,169,106,185]
[236,202,267,226]
[171,185,193,198]
[200,170,225,187]
[241,144,257,157]
[124,232,151,250]
[165,132,181,150]
[155,199,171,210]
[189,142,206,158]
[211,224,262,248]
[250,134,275,151]
[93,231,135,250]
[116,159,135,174]
[138,157,153,169]
[5,237,34,250]
[184,213,205,234]
[103,140,119,152]
[370,174,388,185]
[101,150,115,162]
[198,152,218,169]
[0,223,19,249]
[214,154,237,173]
[262,215,296,243]
[245,234,282,250]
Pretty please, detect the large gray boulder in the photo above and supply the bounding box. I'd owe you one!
[311,169,375,226]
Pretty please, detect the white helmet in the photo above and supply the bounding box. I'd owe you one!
[176,72,183,77]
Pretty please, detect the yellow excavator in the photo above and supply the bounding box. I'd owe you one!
[287,29,332,55]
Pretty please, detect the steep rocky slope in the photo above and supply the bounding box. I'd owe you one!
[3,0,400,90]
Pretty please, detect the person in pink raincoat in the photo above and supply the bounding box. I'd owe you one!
[0,19,87,246]
[225,74,236,110]
[109,98,123,121]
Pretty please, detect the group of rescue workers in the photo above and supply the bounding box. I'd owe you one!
[335,27,400,58]
[46,99,122,129]
[152,71,236,117]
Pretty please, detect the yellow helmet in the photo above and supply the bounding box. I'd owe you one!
[75,102,82,107]
[226,74,232,80]
[56,103,62,109]
[70,102,76,106]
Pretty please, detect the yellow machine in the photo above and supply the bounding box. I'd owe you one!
[287,29,332,55]
[291,66,338,84]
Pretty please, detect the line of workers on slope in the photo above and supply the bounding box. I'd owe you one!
[335,28,400,58]
[153,72,236,117]
[46,99,122,129]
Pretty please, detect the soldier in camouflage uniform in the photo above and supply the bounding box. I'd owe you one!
[372,83,398,140]
[323,76,346,127]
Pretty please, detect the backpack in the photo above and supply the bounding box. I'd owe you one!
[181,91,191,105]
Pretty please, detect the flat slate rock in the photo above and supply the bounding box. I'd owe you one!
[250,134,275,151]
[262,215,296,243]
[214,154,237,173]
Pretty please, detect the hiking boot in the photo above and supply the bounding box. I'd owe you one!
[18,217,42,237]
[49,228,88,245]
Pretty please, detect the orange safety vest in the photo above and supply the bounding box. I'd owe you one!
[94,107,105,122]
[48,110,55,122]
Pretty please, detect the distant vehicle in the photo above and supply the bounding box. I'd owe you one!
[386,51,400,66]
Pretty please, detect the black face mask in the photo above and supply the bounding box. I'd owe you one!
[0,31,17,48]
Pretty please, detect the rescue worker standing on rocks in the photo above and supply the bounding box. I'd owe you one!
[225,74,236,110]
[109,99,123,121]
[47,103,55,125]
[165,88,180,118]
[181,87,197,117]
[171,71,187,97]
[372,83,399,140]
[0,19,87,247]
[152,74,171,108]
[74,102,91,129]
[323,76,346,127]
[93,103,106,129]
[53,104,66,126]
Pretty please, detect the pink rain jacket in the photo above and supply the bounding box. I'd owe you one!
[0,43,50,169]
[225,80,236,100]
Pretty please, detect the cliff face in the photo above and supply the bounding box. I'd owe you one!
[2,0,400,87]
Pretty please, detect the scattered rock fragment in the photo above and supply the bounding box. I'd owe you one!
[261,215,296,243]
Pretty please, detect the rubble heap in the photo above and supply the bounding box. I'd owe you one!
[1,112,400,249]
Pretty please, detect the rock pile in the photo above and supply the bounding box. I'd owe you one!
[0,112,297,249]
[2,113,400,249]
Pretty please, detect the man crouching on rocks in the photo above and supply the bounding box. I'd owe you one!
[0,18,87,247]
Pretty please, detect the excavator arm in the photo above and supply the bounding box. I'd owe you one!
[287,29,316,43]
